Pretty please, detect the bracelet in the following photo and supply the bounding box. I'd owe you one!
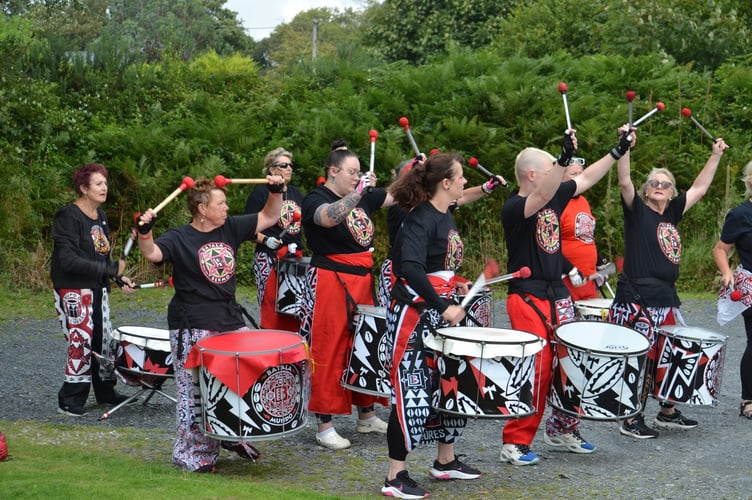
[138,232,152,240]
[481,182,492,195]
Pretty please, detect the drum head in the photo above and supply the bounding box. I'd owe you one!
[115,326,171,351]
[659,325,728,344]
[356,305,386,318]
[555,321,650,355]
[575,298,613,311]
[427,327,545,358]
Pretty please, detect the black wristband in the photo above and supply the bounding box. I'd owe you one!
[267,182,284,194]
[137,215,156,235]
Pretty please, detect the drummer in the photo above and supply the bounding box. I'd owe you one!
[560,156,613,300]
[137,174,285,473]
[244,147,305,332]
[381,152,481,499]
[499,127,634,466]
[607,134,728,439]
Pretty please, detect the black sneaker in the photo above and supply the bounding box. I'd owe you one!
[58,403,88,417]
[654,409,698,430]
[429,455,481,480]
[221,441,261,462]
[619,415,659,439]
[381,470,429,499]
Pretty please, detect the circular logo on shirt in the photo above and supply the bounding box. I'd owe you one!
[198,242,236,284]
[656,222,682,264]
[278,200,301,235]
[574,211,595,244]
[90,225,110,255]
[536,208,560,254]
[347,207,374,247]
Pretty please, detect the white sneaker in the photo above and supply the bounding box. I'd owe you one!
[543,430,596,454]
[356,416,388,434]
[315,430,351,450]
[500,443,540,466]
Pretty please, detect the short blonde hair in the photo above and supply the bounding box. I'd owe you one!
[514,147,554,184]
[742,160,752,196]
[263,148,293,175]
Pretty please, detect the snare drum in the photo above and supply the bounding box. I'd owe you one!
[654,326,728,406]
[574,298,613,321]
[342,305,392,397]
[550,321,649,420]
[425,327,545,419]
[114,326,173,384]
[188,330,310,442]
[276,256,310,316]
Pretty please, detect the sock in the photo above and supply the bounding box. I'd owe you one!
[317,427,335,438]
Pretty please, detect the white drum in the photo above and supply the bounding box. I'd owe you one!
[654,326,728,406]
[550,321,650,420]
[574,298,613,321]
[425,327,546,419]
[114,326,173,382]
[342,305,392,397]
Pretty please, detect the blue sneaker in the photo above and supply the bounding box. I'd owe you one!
[500,443,540,466]
[543,429,596,453]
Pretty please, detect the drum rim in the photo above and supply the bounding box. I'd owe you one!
[555,321,651,354]
[433,327,543,346]
[658,326,728,343]
[196,330,307,356]
[116,326,170,341]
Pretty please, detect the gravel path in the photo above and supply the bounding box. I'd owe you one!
[1,298,750,499]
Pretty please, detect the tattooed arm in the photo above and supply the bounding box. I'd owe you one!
[313,190,363,228]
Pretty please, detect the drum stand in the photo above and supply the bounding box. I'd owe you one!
[98,369,176,421]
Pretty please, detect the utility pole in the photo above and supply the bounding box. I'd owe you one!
[312,19,320,61]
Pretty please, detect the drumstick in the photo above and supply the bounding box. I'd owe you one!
[121,212,142,259]
[399,116,422,157]
[138,177,194,226]
[558,82,573,131]
[368,129,378,174]
[460,259,500,309]
[483,266,532,286]
[626,90,636,128]
[468,157,509,189]
[214,175,269,187]
[134,276,174,289]
[632,102,665,127]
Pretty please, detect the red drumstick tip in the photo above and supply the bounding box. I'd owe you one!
[731,290,743,301]
[168,276,174,287]
[181,176,195,189]
[399,117,409,129]
[483,259,500,279]
[369,129,378,141]
[518,266,532,279]
[615,256,624,272]
[316,176,326,186]
[656,102,666,112]
[626,90,636,102]
[132,212,141,224]
[430,148,440,155]
[681,107,692,118]
[558,82,568,93]
[468,157,478,167]
[292,210,302,222]
[213,175,229,187]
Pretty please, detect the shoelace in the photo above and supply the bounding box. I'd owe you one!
[518,444,533,455]
[398,472,418,488]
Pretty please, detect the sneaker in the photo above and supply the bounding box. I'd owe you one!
[195,463,217,473]
[654,409,698,430]
[356,416,388,434]
[221,441,261,462]
[619,415,659,439]
[58,403,88,417]
[315,429,351,450]
[500,443,540,466]
[543,429,596,454]
[381,470,429,499]
[429,455,481,480]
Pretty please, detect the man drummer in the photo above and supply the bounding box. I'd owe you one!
[499,127,634,465]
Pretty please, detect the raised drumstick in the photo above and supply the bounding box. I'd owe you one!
[469,157,509,189]
[626,91,636,128]
[369,129,378,174]
[681,107,719,143]
[213,175,268,187]
[632,102,665,127]
[138,176,194,226]
[399,116,422,157]
[460,259,501,309]
[558,82,573,131]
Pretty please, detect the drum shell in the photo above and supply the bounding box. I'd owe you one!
[653,326,728,406]
[115,326,174,381]
[193,330,310,442]
[342,305,392,397]
[549,321,649,420]
[574,298,613,321]
[275,256,310,316]
[428,327,545,419]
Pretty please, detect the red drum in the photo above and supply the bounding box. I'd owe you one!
[275,256,310,316]
[187,330,310,442]
[459,289,492,328]
[550,321,650,420]
[342,305,392,397]
[425,327,545,419]
[654,326,728,406]
[574,298,613,321]
[114,326,174,385]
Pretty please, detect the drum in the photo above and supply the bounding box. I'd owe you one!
[342,305,392,397]
[188,330,310,442]
[114,326,173,384]
[425,327,545,419]
[459,289,492,328]
[550,321,650,420]
[653,326,728,406]
[574,298,613,321]
[276,256,310,316]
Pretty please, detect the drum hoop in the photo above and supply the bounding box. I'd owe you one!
[434,328,541,346]
[116,326,170,341]
[555,321,651,355]
[196,330,307,357]
[658,327,728,343]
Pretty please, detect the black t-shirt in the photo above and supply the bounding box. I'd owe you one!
[392,201,463,312]
[302,185,387,255]
[501,180,577,299]
[719,200,752,271]
[244,184,304,253]
[155,214,258,331]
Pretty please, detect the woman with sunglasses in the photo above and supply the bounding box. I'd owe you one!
[607,133,728,439]
[244,148,305,332]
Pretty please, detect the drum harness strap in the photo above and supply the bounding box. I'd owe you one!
[310,254,376,331]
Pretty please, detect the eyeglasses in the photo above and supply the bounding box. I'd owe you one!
[274,162,294,170]
[568,157,586,166]
[647,179,673,189]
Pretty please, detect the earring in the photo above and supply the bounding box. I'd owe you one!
[200,217,205,223]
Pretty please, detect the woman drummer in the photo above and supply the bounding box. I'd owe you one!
[137,174,284,472]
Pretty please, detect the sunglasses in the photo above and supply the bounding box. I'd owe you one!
[647,179,673,189]
[568,157,586,166]
[274,162,294,170]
